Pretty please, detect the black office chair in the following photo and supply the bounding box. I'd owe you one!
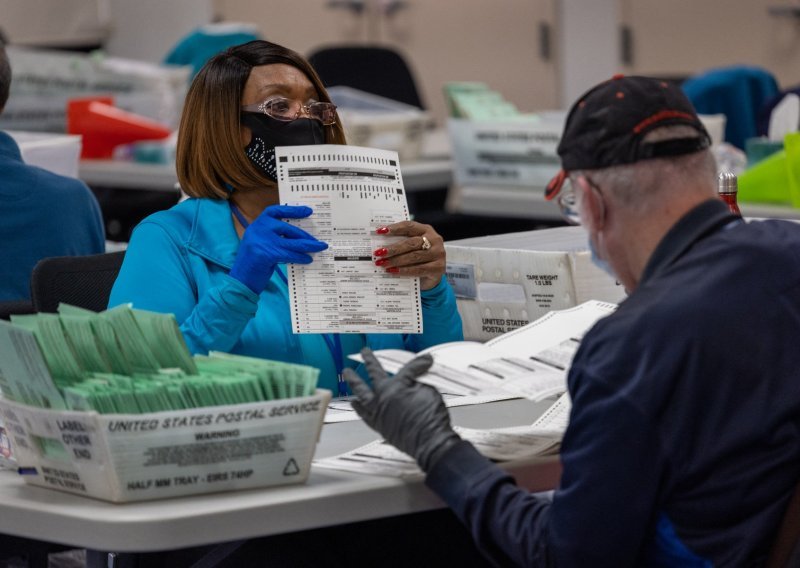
[90,186,180,242]
[30,251,126,314]
[308,45,425,109]
[0,299,35,320]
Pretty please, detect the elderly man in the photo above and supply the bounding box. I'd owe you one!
[345,76,800,566]
[0,43,104,301]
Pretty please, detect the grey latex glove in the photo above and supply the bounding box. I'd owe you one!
[344,348,462,472]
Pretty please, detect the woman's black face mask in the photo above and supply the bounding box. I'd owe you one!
[241,113,325,182]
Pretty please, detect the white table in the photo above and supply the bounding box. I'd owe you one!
[0,398,560,554]
[78,128,455,195]
[78,158,454,194]
[446,184,563,221]
[740,202,800,220]
[74,127,800,223]
[445,183,800,222]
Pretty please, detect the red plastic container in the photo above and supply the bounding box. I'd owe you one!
[67,97,171,159]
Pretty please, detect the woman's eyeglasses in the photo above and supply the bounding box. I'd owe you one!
[241,97,338,125]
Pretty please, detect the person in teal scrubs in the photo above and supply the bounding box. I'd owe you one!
[109,40,462,394]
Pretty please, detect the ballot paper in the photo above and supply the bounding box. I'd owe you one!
[453,428,560,461]
[350,300,616,401]
[276,145,422,334]
[528,391,571,432]
[314,392,571,477]
[323,391,519,424]
[316,439,424,478]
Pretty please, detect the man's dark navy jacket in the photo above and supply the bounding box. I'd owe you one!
[428,199,800,566]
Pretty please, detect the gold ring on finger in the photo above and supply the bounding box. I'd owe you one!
[421,236,432,250]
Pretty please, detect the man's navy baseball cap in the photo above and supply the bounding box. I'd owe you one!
[545,75,711,200]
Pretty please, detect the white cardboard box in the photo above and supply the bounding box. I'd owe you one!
[7,130,83,179]
[0,390,331,503]
[448,113,726,191]
[329,86,430,162]
[448,114,564,189]
[445,226,627,341]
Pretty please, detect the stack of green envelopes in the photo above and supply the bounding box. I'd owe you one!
[444,82,521,120]
[4,304,320,414]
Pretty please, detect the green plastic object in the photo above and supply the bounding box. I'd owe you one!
[738,132,800,206]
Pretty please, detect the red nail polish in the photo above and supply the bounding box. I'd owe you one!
[376,227,390,235]
[374,248,388,257]
[386,267,399,274]
[375,259,388,266]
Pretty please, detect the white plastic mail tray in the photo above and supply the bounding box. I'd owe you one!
[448,114,564,189]
[0,390,331,503]
[445,226,626,341]
[328,86,430,162]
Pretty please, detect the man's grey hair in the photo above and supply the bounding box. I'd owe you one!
[573,125,717,210]
[0,43,10,113]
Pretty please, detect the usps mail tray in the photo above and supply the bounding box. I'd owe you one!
[445,226,626,341]
[0,390,331,503]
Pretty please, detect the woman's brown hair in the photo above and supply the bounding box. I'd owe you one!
[176,40,346,199]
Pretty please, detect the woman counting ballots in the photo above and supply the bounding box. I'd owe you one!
[108,40,463,392]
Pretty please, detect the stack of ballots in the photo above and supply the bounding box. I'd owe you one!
[0,304,330,502]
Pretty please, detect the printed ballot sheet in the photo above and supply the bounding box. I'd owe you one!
[350,300,616,401]
[323,391,519,423]
[314,393,571,478]
[276,145,422,334]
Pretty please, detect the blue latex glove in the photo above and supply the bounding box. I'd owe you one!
[230,204,328,293]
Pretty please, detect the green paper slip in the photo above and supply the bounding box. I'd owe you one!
[10,314,83,384]
[90,316,132,376]
[132,309,197,374]
[207,351,319,399]
[57,305,130,375]
[165,383,190,410]
[102,305,160,373]
[63,385,95,412]
[60,314,112,373]
[0,320,67,409]
[444,82,490,118]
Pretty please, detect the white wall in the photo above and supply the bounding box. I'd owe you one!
[0,0,112,47]
[217,0,560,123]
[0,0,213,62]
[557,0,620,108]
[4,0,798,116]
[103,0,214,62]
[619,0,800,90]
